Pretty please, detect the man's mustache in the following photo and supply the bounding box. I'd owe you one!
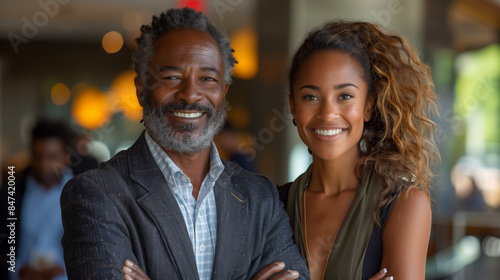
[160,102,215,119]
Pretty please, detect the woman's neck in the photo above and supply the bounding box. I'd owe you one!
[308,149,360,196]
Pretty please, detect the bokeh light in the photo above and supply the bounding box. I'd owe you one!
[50,83,71,106]
[72,86,111,130]
[230,27,258,80]
[109,70,142,121]
[87,140,111,162]
[483,236,500,257]
[177,0,206,12]
[229,105,251,128]
[102,31,124,54]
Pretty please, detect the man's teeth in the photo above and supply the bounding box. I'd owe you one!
[172,112,203,118]
[314,129,343,136]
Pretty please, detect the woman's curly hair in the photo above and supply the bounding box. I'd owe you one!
[289,20,440,226]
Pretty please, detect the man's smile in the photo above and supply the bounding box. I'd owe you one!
[171,111,204,119]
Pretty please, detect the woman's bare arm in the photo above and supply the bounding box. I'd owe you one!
[381,188,432,279]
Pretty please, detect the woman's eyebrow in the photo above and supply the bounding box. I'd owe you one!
[334,83,358,90]
[299,85,320,91]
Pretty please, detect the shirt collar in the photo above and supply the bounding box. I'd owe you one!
[145,130,224,186]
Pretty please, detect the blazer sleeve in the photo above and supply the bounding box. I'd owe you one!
[60,174,137,279]
[251,178,310,279]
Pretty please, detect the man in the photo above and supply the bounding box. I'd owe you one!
[1,119,72,280]
[60,7,308,279]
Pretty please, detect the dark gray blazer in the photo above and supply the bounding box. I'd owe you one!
[61,132,308,279]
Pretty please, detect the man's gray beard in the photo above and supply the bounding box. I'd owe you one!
[142,100,228,154]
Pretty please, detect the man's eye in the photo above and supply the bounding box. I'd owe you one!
[162,76,179,80]
[201,77,217,82]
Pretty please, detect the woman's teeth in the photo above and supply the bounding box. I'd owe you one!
[314,129,343,136]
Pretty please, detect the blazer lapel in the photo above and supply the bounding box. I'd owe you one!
[129,133,199,279]
[211,166,250,278]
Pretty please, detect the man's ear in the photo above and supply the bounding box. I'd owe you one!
[288,93,296,117]
[364,94,375,122]
[134,76,145,107]
[223,83,229,97]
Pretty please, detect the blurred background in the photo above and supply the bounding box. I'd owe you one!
[0,0,499,279]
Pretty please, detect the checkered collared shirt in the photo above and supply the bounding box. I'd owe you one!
[145,132,224,279]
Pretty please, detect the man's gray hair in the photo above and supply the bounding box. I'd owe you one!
[132,7,237,91]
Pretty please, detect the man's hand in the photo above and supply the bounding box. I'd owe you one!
[251,262,299,280]
[121,260,302,280]
[122,260,150,280]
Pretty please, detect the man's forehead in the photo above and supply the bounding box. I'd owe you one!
[154,28,220,51]
[151,29,224,70]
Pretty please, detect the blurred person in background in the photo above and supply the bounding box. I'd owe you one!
[215,121,257,173]
[450,156,487,211]
[0,119,73,280]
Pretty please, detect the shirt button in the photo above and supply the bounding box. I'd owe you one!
[200,244,206,252]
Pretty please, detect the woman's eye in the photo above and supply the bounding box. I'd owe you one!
[303,95,318,101]
[339,93,354,100]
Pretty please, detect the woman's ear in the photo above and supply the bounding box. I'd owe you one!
[364,94,375,122]
[288,93,296,117]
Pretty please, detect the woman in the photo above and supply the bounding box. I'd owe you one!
[122,20,439,280]
[280,20,438,280]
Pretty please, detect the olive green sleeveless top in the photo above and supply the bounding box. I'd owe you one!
[286,165,381,279]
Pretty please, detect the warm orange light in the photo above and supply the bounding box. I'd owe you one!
[72,87,111,130]
[102,31,124,54]
[109,70,142,121]
[229,105,250,128]
[230,28,258,80]
[50,83,71,105]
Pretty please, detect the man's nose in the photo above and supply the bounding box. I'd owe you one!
[175,77,203,104]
